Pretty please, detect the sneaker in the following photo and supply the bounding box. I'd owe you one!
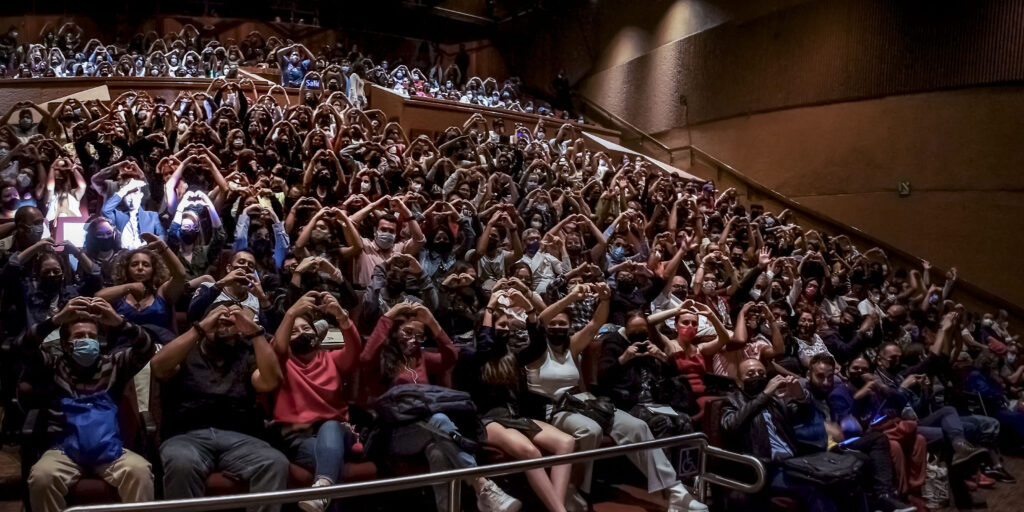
[951,440,988,467]
[565,484,589,512]
[667,483,708,512]
[875,492,917,512]
[982,465,1017,484]
[477,480,522,512]
[298,477,333,512]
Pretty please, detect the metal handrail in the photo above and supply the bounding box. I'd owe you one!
[575,93,678,160]
[66,432,766,512]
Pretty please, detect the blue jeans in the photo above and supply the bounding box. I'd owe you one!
[390,413,477,512]
[290,421,351,484]
[161,428,289,512]
[918,406,965,442]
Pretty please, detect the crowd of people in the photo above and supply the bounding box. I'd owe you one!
[0,22,572,119]
[0,26,1022,512]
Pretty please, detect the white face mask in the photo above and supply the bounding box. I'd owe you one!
[410,182,422,192]
[360,181,372,193]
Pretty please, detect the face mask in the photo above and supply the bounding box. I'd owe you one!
[743,376,768,395]
[1008,354,1017,365]
[678,325,698,343]
[547,327,570,348]
[702,282,717,295]
[410,182,422,192]
[26,223,44,242]
[71,337,101,367]
[16,174,32,190]
[536,203,548,213]
[180,229,199,245]
[93,236,116,252]
[19,118,32,129]
[749,288,762,300]
[360,181,372,193]
[0,149,8,159]
[530,220,544,230]
[627,332,647,344]
[610,247,627,261]
[617,278,636,293]
[981,318,994,327]
[251,238,272,255]
[290,332,319,355]
[375,232,396,250]
[526,240,540,255]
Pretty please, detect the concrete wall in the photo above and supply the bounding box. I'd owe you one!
[666,85,1024,309]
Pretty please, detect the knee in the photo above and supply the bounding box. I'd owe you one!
[428,412,456,431]
[938,406,958,417]
[617,414,654,442]
[509,442,542,460]
[123,455,154,481]
[161,445,205,479]
[27,463,60,490]
[575,423,601,447]
[555,433,575,455]
[255,448,290,474]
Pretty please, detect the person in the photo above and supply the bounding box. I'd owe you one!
[25,298,156,512]
[352,197,425,288]
[360,302,522,512]
[96,234,186,333]
[101,176,164,250]
[151,301,287,512]
[721,358,838,511]
[793,354,916,512]
[461,287,576,512]
[529,282,707,511]
[272,291,362,512]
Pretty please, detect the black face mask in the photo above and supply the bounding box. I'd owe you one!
[206,335,241,360]
[547,327,570,348]
[617,279,636,293]
[40,274,63,292]
[431,239,453,254]
[180,229,199,245]
[93,237,116,252]
[627,332,647,344]
[849,373,865,388]
[743,376,768,395]
[494,328,510,345]
[290,332,319,355]
[251,238,272,256]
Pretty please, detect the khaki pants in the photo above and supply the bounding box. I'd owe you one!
[28,448,154,512]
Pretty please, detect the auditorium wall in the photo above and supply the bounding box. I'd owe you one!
[545,0,1024,308]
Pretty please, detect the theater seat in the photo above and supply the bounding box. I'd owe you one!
[698,396,729,447]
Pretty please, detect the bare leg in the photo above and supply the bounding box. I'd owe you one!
[485,422,567,512]
[532,420,574,503]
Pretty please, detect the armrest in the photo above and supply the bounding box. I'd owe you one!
[21,408,41,438]
[140,410,157,436]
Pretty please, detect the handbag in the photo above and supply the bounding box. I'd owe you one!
[59,391,124,467]
[552,392,616,434]
[781,451,864,487]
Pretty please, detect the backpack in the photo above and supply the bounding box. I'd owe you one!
[59,391,124,467]
[781,450,864,487]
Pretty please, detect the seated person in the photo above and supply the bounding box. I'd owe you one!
[151,301,287,512]
[25,298,156,512]
[361,302,521,512]
[721,358,839,512]
[793,354,915,512]
[272,291,363,512]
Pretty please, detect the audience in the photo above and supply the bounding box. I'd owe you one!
[0,23,1020,512]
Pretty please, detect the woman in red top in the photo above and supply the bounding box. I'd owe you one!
[272,291,362,512]
[650,301,730,413]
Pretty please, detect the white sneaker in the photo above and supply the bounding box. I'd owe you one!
[565,484,588,512]
[667,483,708,512]
[477,479,522,512]
[298,477,333,512]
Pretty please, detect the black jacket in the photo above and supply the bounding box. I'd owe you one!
[720,389,808,464]
[598,332,693,414]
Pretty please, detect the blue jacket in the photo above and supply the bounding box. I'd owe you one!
[101,192,165,239]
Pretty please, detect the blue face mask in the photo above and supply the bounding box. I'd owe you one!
[71,337,101,367]
[526,241,540,255]
[610,247,627,261]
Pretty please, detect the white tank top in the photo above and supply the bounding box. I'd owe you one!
[525,346,581,401]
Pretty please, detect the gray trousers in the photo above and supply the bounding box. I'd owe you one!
[550,405,677,493]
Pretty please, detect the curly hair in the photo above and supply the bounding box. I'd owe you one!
[112,248,170,288]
